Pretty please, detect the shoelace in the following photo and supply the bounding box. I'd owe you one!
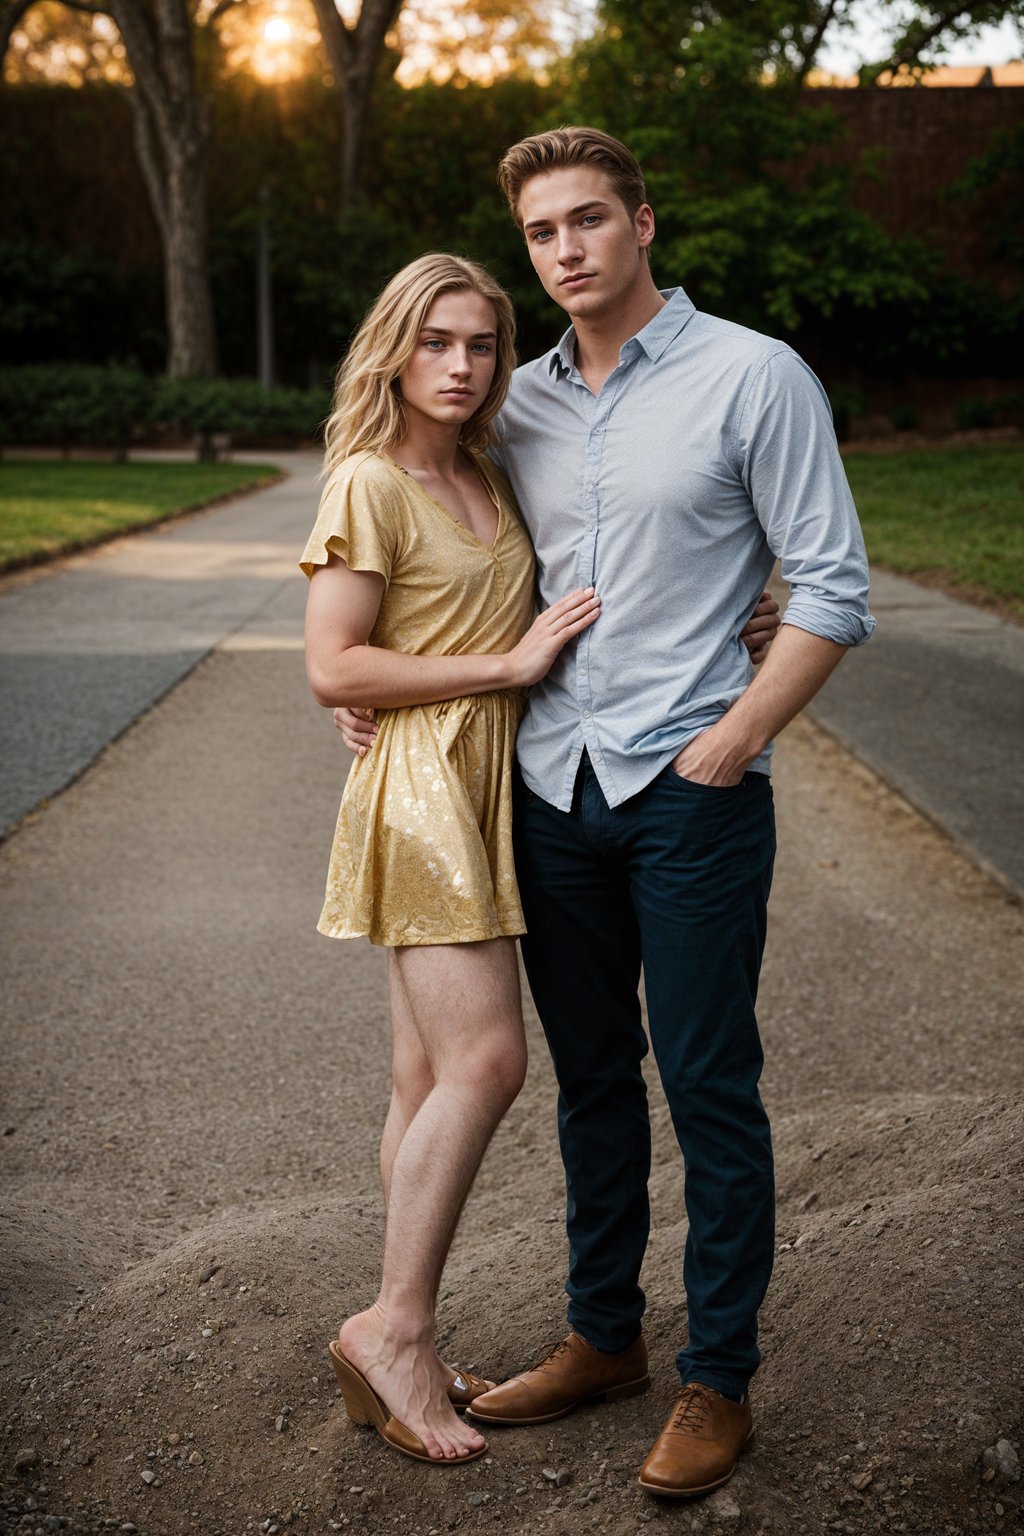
[534,1337,575,1369]
[672,1384,713,1431]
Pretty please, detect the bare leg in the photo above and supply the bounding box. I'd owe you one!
[340,937,526,1461]
[380,959,463,1378]
[379,952,433,1204]
[387,957,473,1299]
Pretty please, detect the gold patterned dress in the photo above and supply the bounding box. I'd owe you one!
[300,450,536,947]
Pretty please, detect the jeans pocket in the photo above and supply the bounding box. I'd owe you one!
[662,765,747,794]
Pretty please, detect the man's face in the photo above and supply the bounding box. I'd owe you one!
[517,165,654,322]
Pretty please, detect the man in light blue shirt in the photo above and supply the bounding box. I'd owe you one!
[464,127,874,1497]
[494,287,873,809]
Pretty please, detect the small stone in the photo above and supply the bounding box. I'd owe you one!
[800,1192,818,1211]
[306,1446,319,1455]
[121,1526,137,1533]
[706,1487,741,1522]
[188,1451,203,1466]
[14,1448,40,1474]
[851,1471,873,1491]
[467,1493,485,1507]
[167,1434,181,1447]
[348,1487,363,1495]
[854,1441,868,1452]
[554,1470,572,1488]
[201,1329,213,1339]
[140,1469,156,1485]
[541,1466,559,1483]
[199,1265,220,1284]
[46,1520,63,1532]
[983,1440,1021,1482]
[275,1415,288,1433]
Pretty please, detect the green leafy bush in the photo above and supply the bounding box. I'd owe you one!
[954,397,996,430]
[0,365,328,458]
[890,403,919,432]
[827,383,866,442]
[0,364,151,455]
[150,377,329,450]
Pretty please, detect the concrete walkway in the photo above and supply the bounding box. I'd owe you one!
[808,570,1024,896]
[0,453,320,833]
[1,451,1021,896]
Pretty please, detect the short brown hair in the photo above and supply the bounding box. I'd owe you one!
[498,126,648,228]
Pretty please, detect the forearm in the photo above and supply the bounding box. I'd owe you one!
[679,623,848,781]
[307,642,513,710]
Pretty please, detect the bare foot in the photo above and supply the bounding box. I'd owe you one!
[339,1307,487,1461]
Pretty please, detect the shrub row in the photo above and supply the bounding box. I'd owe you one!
[0,365,330,457]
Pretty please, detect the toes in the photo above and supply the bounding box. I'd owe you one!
[420,1433,448,1462]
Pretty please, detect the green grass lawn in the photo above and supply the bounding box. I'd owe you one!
[0,460,281,571]
[844,444,1024,622]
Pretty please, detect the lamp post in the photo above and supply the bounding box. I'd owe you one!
[257,183,275,390]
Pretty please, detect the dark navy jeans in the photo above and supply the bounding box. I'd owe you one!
[512,754,776,1399]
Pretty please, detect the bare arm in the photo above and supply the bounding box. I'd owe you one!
[305,552,600,709]
[671,623,848,786]
[332,586,783,754]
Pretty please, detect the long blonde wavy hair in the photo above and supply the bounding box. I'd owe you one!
[322,253,517,478]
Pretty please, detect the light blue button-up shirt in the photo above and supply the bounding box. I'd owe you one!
[490,287,875,812]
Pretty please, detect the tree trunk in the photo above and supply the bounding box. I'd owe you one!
[163,138,217,377]
[110,0,217,377]
[310,0,403,214]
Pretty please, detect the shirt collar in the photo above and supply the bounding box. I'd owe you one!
[548,286,697,377]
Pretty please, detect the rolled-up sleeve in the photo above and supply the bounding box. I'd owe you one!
[738,348,876,648]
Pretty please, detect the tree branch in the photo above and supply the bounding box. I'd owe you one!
[310,0,355,80]
[153,0,196,114]
[874,4,976,80]
[0,0,35,59]
[106,0,178,148]
[128,86,169,242]
[793,0,841,85]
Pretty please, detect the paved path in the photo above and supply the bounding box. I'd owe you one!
[0,453,319,833]
[1,452,1021,896]
[808,570,1024,896]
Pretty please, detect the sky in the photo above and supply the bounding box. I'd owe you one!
[816,11,1024,75]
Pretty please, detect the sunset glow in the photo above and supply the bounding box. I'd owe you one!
[3,0,592,91]
[263,17,294,47]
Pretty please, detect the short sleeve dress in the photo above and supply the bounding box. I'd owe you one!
[300,450,537,947]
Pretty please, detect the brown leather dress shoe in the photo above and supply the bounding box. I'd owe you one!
[466,1331,650,1425]
[638,1383,753,1497]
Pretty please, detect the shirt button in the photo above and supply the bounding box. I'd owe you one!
[582,708,591,718]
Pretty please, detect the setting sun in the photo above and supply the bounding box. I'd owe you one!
[263,17,294,46]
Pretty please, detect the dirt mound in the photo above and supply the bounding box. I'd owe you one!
[3,1096,1021,1535]
[1,1204,124,1330]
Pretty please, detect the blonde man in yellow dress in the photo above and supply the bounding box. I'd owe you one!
[302,254,601,1466]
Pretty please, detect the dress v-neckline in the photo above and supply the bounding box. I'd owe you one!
[380,453,502,555]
